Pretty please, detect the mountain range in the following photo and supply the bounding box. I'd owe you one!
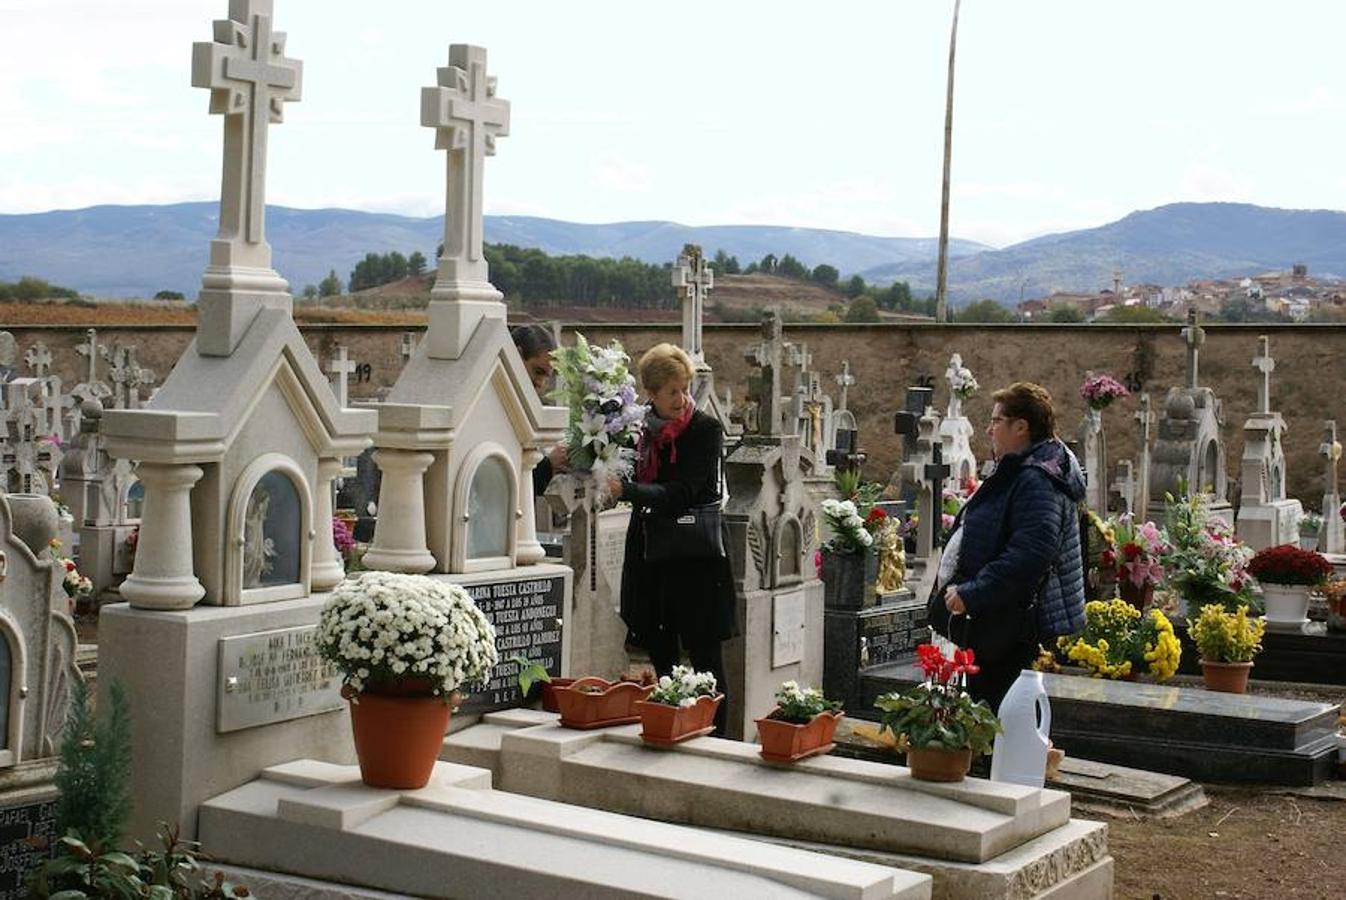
[0,203,987,299]
[2,201,1344,304]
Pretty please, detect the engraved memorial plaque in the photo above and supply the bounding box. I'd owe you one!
[216,625,344,733]
[772,589,806,668]
[0,799,58,899]
[459,573,566,714]
[595,508,629,596]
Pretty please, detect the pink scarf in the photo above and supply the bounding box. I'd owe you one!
[635,402,694,484]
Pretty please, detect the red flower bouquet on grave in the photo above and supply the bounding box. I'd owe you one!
[1247,544,1333,586]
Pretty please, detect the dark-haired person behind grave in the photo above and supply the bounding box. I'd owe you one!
[928,381,1086,712]
[511,324,569,495]
[606,343,736,734]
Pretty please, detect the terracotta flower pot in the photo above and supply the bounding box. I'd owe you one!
[555,677,654,729]
[635,694,722,745]
[1118,579,1154,611]
[1200,659,1253,694]
[905,746,974,783]
[755,708,844,763]
[539,677,577,713]
[345,685,453,789]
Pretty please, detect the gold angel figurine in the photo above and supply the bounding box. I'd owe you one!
[874,519,906,595]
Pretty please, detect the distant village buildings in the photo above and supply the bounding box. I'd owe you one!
[1017,264,1346,322]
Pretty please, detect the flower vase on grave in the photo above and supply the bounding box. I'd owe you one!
[1118,579,1153,611]
[905,747,975,783]
[344,683,457,789]
[1199,660,1253,694]
[636,694,723,745]
[821,550,878,610]
[1260,584,1312,632]
[554,677,654,729]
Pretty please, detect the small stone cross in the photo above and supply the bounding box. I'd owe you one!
[744,309,788,437]
[24,343,52,377]
[192,0,302,257]
[1134,393,1153,509]
[328,346,356,408]
[673,244,713,367]
[422,44,510,286]
[75,328,100,384]
[1321,420,1341,499]
[1251,335,1275,415]
[1181,308,1205,390]
[835,360,855,411]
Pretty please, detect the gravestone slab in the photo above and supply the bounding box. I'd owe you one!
[859,665,1340,784]
[0,796,58,900]
[824,589,924,709]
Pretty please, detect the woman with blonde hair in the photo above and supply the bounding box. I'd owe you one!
[608,342,735,732]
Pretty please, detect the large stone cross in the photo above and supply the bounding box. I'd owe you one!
[328,346,356,408]
[192,0,302,267]
[1181,308,1205,389]
[75,328,99,384]
[744,309,788,437]
[1252,334,1275,415]
[673,244,713,367]
[835,360,855,411]
[422,44,510,290]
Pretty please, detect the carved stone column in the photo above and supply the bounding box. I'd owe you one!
[516,446,546,566]
[310,458,345,590]
[120,463,205,610]
[363,449,436,573]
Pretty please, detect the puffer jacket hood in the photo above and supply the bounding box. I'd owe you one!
[1019,438,1087,503]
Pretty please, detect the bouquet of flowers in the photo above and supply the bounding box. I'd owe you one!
[1056,599,1182,681]
[1103,514,1169,590]
[1298,511,1324,538]
[948,365,979,401]
[1079,373,1130,411]
[1189,604,1264,663]
[873,644,1000,753]
[821,498,874,554]
[1247,543,1333,586]
[647,664,719,707]
[1161,492,1254,612]
[332,516,356,563]
[317,571,498,697]
[49,538,93,600]
[550,334,646,490]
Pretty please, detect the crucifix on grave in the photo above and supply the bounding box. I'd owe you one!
[897,406,947,559]
[75,329,101,386]
[835,360,855,412]
[191,0,302,357]
[1252,335,1274,415]
[1135,393,1153,513]
[421,43,511,359]
[743,309,788,437]
[1319,421,1344,554]
[673,244,713,370]
[327,346,356,408]
[106,344,156,410]
[1181,308,1205,390]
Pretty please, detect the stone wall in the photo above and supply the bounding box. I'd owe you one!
[12,322,1346,505]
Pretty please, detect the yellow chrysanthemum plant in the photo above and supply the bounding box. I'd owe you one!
[1188,604,1265,664]
[1055,598,1182,681]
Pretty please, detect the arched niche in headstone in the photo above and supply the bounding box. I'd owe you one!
[1199,440,1220,495]
[0,608,27,767]
[771,515,804,588]
[454,444,518,572]
[225,455,311,605]
[120,476,145,522]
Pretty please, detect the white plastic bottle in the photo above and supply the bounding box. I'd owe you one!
[989,670,1052,788]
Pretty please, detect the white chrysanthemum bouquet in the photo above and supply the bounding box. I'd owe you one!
[550,334,645,491]
[317,571,498,697]
[821,498,874,554]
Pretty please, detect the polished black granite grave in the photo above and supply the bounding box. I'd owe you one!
[1173,622,1346,686]
[823,588,925,709]
[857,664,1341,785]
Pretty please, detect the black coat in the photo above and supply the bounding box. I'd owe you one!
[618,410,736,648]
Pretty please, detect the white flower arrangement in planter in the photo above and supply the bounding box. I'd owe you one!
[647,665,719,707]
[317,571,499,697]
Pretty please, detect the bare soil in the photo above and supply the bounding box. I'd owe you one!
[1108,786,1345,899]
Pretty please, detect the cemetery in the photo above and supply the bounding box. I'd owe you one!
[1,3,1344,899]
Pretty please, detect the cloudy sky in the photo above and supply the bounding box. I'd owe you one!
[3,0,1344,247]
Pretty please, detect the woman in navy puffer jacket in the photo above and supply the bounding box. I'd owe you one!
[933,382,1086,712]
